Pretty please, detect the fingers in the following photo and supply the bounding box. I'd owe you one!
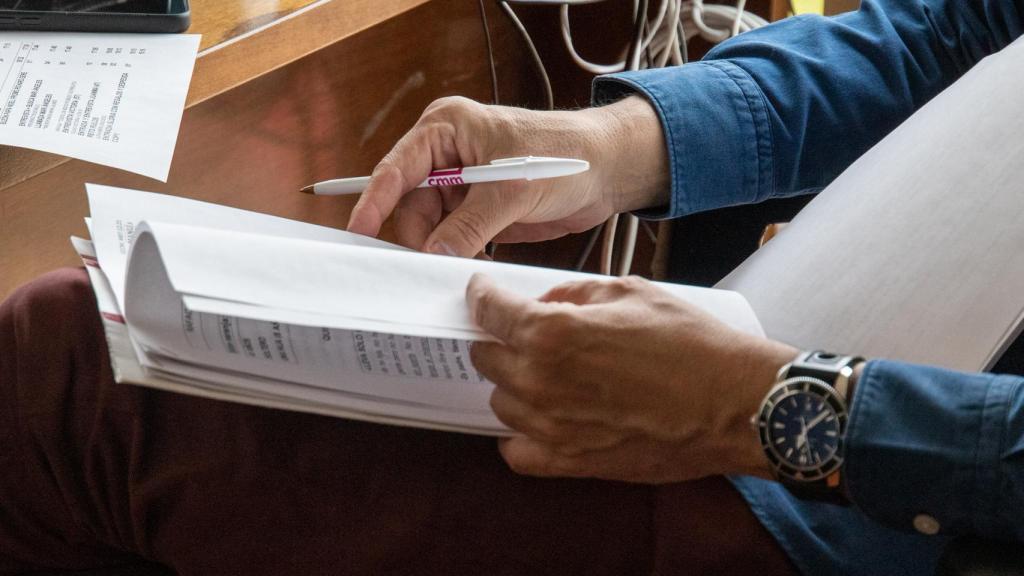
[499,437,589,478]
[497,436,629,479]
[347,137,429,237]
[490,389,623,451]
[538,280,598,305]
[539,276,652,305]
[347,99,467,238]
[393,187,442,250]
[465,273,537,345]
[491,221,577,245]
[423,180,530,258]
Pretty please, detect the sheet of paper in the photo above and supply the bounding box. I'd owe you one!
[718,37,1024,372]
[122,227,493,412]
[118,219,761,418]
[86,183,403,311]
[129,220,766,342]
[72,236,508,435]
[0,32,199,181]
[80,186,765,435]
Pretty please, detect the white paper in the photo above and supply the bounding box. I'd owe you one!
[114,215,761,427]
[0,32,200,181]
[129,220,766,341]
[86,183,402,311]
[122,227,496,414]
[72,236,507,435]
[719,39,1024,372]
[76,185,765,435]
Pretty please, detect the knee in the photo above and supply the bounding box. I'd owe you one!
[2,268,98,347]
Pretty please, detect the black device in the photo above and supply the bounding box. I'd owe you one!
[0,1,190,33]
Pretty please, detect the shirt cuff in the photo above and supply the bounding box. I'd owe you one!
[591,61,774,219]
[845,359,1024,539]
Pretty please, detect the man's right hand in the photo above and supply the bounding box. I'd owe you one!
[346,95,671,257]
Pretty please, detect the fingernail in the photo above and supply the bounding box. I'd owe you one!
[428,241,457,256]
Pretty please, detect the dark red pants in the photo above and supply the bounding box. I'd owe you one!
[0,269,795,575]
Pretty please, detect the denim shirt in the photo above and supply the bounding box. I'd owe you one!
[592,1,1024,573]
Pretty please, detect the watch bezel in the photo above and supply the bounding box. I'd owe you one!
[756,376,848,483]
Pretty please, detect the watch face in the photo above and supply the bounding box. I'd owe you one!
[758,377,847,481]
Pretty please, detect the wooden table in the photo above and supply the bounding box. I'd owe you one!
[0,0,530,298]
[0,0,786,299]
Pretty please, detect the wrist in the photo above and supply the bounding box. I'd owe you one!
[720,339,800,480]
[583,95,671,214]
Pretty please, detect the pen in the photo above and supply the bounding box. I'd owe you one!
[299,156,589,195]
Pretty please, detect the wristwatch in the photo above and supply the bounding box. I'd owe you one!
[754,350,863,501]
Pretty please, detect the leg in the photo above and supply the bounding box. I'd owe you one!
[0,269,153,573]
[0,269,794,575]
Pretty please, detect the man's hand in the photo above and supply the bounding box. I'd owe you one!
[466,273,799,484]
[347,95,670,257]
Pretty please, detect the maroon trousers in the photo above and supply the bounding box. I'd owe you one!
[0,269,795,575]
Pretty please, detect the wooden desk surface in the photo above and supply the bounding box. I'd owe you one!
[192,0,322,51]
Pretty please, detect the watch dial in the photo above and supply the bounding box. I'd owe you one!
[766,391,841,470]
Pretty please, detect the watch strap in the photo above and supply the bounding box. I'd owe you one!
[783,350,863,401]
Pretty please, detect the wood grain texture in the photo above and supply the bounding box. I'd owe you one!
[0,0,530,298]
[191,0,321,51]
[0,0,430,191]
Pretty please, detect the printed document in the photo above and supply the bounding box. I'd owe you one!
[0,32,199,181]
[76,184,764,436]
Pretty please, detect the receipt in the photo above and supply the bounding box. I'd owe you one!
[0,32,199,181]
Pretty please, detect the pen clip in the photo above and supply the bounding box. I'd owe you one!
[489,156,533,165]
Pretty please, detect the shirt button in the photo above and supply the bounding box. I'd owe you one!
[913,514,941,535]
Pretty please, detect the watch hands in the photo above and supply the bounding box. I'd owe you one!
[806,409,831,431]
[796,417,809,450]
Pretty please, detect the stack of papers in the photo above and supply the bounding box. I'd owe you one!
[76,184,763,435]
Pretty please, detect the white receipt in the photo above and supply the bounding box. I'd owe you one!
[0,32,199,181]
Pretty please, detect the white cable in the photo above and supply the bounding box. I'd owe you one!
[600,214,620,275]
[552,1,768,86]
[732,0,748,36]
[559,5,625,74]
[616,214,640,276]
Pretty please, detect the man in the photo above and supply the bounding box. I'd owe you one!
[345,0,1024,572]
[0,0,1020,574]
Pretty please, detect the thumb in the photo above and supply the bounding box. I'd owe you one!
[423,181,527,257]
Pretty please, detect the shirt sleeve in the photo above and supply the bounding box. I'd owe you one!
[844,360,1024,540]
[592,0,1023,219]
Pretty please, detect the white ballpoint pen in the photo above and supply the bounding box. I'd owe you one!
[299,156,589,195]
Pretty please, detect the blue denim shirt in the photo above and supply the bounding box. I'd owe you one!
[593,1,1024,573]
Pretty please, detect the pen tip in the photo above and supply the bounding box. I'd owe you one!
[299,185,315,195]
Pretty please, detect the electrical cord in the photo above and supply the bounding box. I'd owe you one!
[554,0,766,76]
[478,0,500,105]
[499,1,555,110]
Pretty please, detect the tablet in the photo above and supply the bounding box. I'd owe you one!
[0,0,191,33]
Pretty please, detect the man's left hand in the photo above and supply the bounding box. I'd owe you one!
[466,273,797,484]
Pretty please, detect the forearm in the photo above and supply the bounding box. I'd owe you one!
[844,360,1024,539]
[594,0,1023,218]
